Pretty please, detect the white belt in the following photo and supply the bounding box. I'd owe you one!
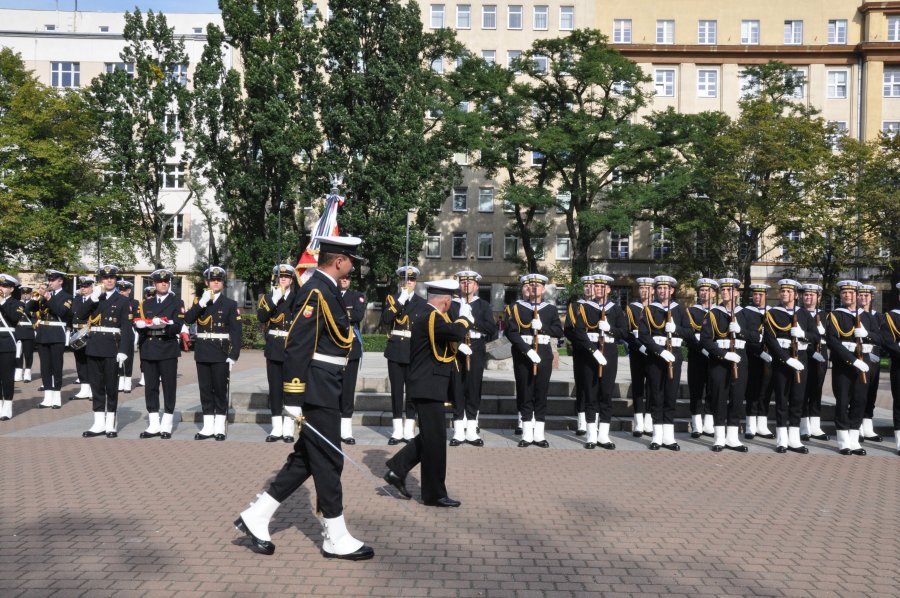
[776,338,808,350]
[18,321,32,327]
[0,327,13,333]
[716,339,746,349]
[73,324,87,330]
[92,326,121,334]
[652,336,682,347]
[312,352,348,366]
[521,334,551,345]
[468,331,482,339]
[586,332,614,343]
[39,321,66,327]
[197,332,230,340]
[842,342,873,353]
[391,330,411,338]
[268,330,289,338]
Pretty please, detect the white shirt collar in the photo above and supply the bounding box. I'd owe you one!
[315,269,338,288]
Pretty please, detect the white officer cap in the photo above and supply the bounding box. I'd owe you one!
[636,277,655,286]
[836,280,859,291]
[204,266,227,280]
[45,269,66,280]
[272,263,295,277]
[858,284,876,293]
[593,274,615,285]
[717,277,741,289]
[396,265,420,278]
[520,273,549,285]
[0,274,19,287]
[653,275,677,287]
[455,270,481,281]
[696,277,718,289]
[317,235,364,261]
[777,278,800,290]
[425,279,459,296]
[77,275,95,286]
[580,275,593,283]
[749,282,770,292]
[800,283,823,294]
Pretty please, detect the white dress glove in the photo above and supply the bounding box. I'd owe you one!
[786,357,805,371]
[198,290,211,308]
[664,320,676,333]
[397,290,410,305]
[592,350,607,366]
[854,326,868,338]
[760,352,773,364]
[151,317,163,328]
[116,353,127,365]
[868,352,880,363]
[226,357,236,369]
[284,405,303,418]
[90,286,102,302]
[458,303,474,323]
[659,349,676,363]
[852,359,870,373]
[598,319,611,333]
[457,343,473,356]
[790,326,805,339]
[272,288,283,303]
[724,352,741,363]
[812,352,826,363]
[729,321,741,334]
[526,349,541,364]
[817,324,825,336]
[134,319,147,329]
[531,318,543,332]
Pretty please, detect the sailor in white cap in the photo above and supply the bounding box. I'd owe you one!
[857,284,885,442]
[742,283,775,440]
[384,278,470,507]
[568,275,596,437]
[68,275,96,401]
[505,273,563,447]
[625,277,656,436]
[381,265,428,445]
[825,280,871,455]
[800,283,829,441]
[762,279,820,453]
[30,269,72,408]
[884,282,900,455]
[686,278,718,439]
[235,235,373,559]
[116,279,139,394]
[13,283,37,384]
[0,274,25,422]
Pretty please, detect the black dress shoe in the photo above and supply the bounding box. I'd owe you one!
[38,386,44,391]
[702,432,714,438]
[575,429,586,436]
[810,433,829,441]
[282,436,294,443]
[711,444,724,452]
[234,517,275,555]
[757,432,775,439]
[744,432,756,440]
[598,442,615,450]
[425,497,461,508]
[265,435,279,443]
[51,405,61,410]
[632,430,643,437]
[449,438,462,447]
[139,431,160,439]
[690,431,702,439]
[862,435,883,443]
[517,439,530,448]
[194,432,214,440]
[800,434,810,441]
[467,438,484,447]
[839,448,852,455]
[787,446,809,454]
[160,432,172,439]
[725,444,749,453]
[775,446,787,453]
[82,430,105,437]
[584,442,596,450]
[342,437,356,445]
[514,427,522,436]
[387,437,401,445]
[643,430,652,437]
[649,442,660,450]
[106,431,117,438]
[383,470,411,499]
[852,448,867,456]
[533,440,550,448]
[0,416,8,421]
[662,443,680,452]
[215,434,226,441]
[323,544,375,560]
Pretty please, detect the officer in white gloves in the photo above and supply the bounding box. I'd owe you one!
[504,273,564,448]
[74,265,134,438]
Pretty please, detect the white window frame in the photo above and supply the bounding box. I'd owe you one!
[781,231,801,262]
[168,213,185,240]
[609,232,630,260]
[430,4,445,29]
[164,112,182,140]
[507,50,521,69]
[479,187,494,212]
[533,55,549,74]
[168,64,188,85]
[51,62,80,89]
[452,187,468,211]
[697,69,718,98]
[533,6,549,31]
[555,236,571,261]
[482,5,496,29]
[787,69,806,99]
[654,69,675,97]
[161,164,186,189]
[698,20,717,45]
[556,191,571,213]
[889,16,900,42]
[559,6,574,31]
[508,5,523,30]
[656,20,674,45]
[456,4,471,29]
[531,151,545,167]
[451,233,468,259]
[883,121,900,137]
[530,237,545,260]
[884,68,900,97]
[104,62,135,77]
[828,19,847,44]
[612,80,633,96]
[613,19,632,44]
[741,20,759,45]
[478,233,494,259]
[504,235,518,259]
[431,58,444,74]
[784,20,803,45]
[481,50,496,64]
[738,70,760,98]
[652,226,672,260]
[827,120,848,149]
[827,70,848,99]
[425,235,441,258]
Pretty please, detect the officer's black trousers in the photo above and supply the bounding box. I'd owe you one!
[832,361,867,430]
[124,352,135,378]
[15,338,34,370]
[387,360,415,419]
[143,358,178,414]
[0,352,14,400]
[891,362,900,430]
[453,347,485,421]
[266,359,285,416]
[197,361,229,415]
[512,352,552,422]
[386,399,449,504]
[628,351,648,414]
[707,354,747,426]
[596,344,618,424]
[340,358,360,418]
[771,354,808,427]
[572,350,586,416]
[88,355,119,413]
[802,354,827,418]
[73,348,89,385]
[864,358,881,419]
[37,342,64,390]
[267,403,344,518]
[646,355,682,425]
[687,352,710,417]
[745,356,773,417]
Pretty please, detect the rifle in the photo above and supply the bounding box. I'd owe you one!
[531,281,539,377]
[460,292,471,370]
[729,293,738,380]
[665,305,674,380]
[855,297,868,384]
[598,293,606,378]
[790,306,801,384]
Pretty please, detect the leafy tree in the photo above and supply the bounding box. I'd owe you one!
[859,132,900,300]
[89,9,193,270]
[0,48,106,271]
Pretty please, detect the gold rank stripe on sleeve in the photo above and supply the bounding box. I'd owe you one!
[283,379,306,393]
[428,310,457,364]
[829,313,854,338]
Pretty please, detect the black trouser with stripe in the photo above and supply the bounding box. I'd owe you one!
[266,359,285,416]
[37,342,65,390]
[197,361,229,415]
[143,358,178,414]
[88,355,119,413]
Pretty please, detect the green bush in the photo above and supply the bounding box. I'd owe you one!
[241,319,265,350]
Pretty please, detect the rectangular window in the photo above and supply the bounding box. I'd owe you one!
[504,235,518,259]
[883,122,900,137]
[45,24,56,31]
[482,50,496,64]
[655,69,675,97]
[613,19,632,43]
[889,16,900,42]
[656,20,674,44]
[556,191,570,213]
[168,213,184,240]
[738,70,760,98]
[104,62,134,77]
[482,5,496,29]
[533,55,548,73]
[168,64,188,85]
[51,62,80,89]
[452,233,467,259]
[534,6,548,30]
[827,70,848,99]
[610,232,629,259]
[303,4,317,27]
[784,20,803,45]
[507,50,521,69]
[452,187,468,211]
[98,25,109,33]
[164,113,182,140]
[828,19,847,44]
[479,187,494,212]
[555,237,571,261]
[827,120,848,149]
[192,26,204,34]
[698,20,716,45]
[781,231,801,262]
[508,5,522,30]
[478,233,494,259]
[789,69,805,98]
[697,69,718,98]
[430,4,445,29]
[559,6,574,31]
[456,4,471,29]
[652,226,672,260]
[530,237,545,260]
[431,58,443,74]
[884,68,900,97]
[531,151,545,166]
[612,80,633,95]
[161,164,186,189]
[741,20,759,45]
[425,235,441,258]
